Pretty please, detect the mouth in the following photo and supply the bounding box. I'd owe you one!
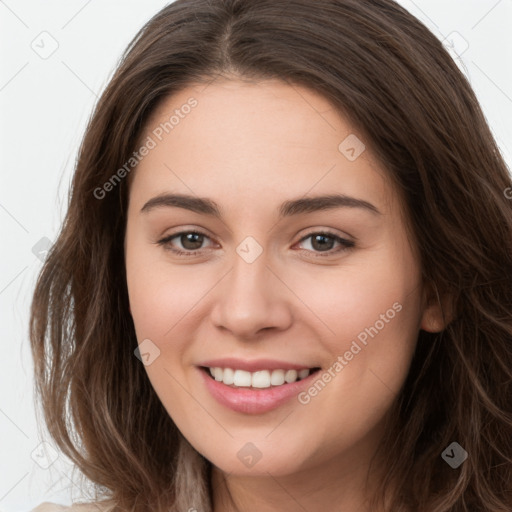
[198,364,323,414]
[200,366,322,389]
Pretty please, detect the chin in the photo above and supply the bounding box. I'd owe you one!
[199,439,313,477]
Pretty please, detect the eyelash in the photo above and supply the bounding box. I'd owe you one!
[156,229,355,258]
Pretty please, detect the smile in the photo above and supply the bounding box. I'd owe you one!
[204,366,319,388]
[198,363,322,414]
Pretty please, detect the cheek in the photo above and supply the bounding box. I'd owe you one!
[290,252,421,345]
[125,246,202,409]
[125,239,208,341]
[128,274,184,339]
[289,269,421,454]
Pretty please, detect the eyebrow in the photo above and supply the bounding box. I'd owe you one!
[140,193,381,218]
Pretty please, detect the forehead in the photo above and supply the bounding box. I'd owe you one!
[129,78,394,214]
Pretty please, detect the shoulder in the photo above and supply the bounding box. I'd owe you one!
[30,500,116,512]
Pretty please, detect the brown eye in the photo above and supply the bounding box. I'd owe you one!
[296,231,355,257]
[176,232,205,251]
[157,230,213,255]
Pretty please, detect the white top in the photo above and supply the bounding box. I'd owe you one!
[30,501,116,512]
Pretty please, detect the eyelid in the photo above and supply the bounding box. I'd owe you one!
[297,226,355,243]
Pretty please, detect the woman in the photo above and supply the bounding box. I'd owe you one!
[30,0,512,511]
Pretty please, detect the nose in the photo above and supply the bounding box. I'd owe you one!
[210,249,293,340]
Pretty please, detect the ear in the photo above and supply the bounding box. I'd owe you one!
[420,281,453,333]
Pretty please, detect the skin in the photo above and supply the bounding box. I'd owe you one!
[124,77,445,512]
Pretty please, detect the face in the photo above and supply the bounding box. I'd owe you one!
[124,78,441,478]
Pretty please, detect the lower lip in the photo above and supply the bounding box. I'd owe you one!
[198,367,319,414]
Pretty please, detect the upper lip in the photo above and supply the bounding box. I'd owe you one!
[199,358,318,373]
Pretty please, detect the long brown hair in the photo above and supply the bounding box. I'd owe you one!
[30,1,512,510]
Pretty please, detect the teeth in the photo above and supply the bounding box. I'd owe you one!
[207,367,313,388]
[284,369,297,383]
[270,369,285,386]
[251,370,271,388]
[233,369,252,387]
[298,369,310,379]
[223,367,235,385]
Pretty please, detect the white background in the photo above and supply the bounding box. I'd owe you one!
[0,1,511,511]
